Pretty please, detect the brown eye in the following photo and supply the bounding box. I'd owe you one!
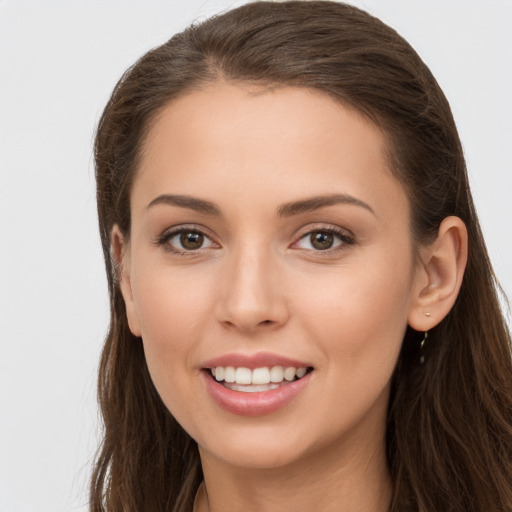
[180,231,204,250]
[159,227,217,254]
[310,232,334,250]
[294,227,354,253]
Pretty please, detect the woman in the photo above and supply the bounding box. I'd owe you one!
[91,1,512,511]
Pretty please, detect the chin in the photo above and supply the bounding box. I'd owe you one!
[201,436,310,470]
[195,417,347,472]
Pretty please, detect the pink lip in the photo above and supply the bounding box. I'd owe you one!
[201,351,311,370]
[202,370,312,416]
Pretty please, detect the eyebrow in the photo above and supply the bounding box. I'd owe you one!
[147,194,221,216]
[146,192,375,217]
[277,194,375,217]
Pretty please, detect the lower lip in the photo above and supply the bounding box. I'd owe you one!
[202,371,312,416]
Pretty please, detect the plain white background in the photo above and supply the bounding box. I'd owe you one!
[0,1,510,510]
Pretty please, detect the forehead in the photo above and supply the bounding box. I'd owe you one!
[132,82,407,221]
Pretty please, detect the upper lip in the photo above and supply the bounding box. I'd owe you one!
[201,351,312,370]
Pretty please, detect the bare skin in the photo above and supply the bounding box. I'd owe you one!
[114,82,467,512]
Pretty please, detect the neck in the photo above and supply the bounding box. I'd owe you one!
[195,424,391,512]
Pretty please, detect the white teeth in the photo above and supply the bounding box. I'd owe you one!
[214,367,225,381]
[269,366,284,383]
[209,365,309,386]
[296,367,307,378]
[252,367,271,385]
[224,366,236,383]
[283,367,296,381]
[235,367,252,385]
[225,383,280,393]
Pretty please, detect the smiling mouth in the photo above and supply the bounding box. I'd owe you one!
[206,365,314,393]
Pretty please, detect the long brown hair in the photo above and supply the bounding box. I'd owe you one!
[91,2,512,510]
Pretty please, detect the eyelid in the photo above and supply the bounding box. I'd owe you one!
[153,224,220,254]
[291,224,355,251]
[153,223,355,255]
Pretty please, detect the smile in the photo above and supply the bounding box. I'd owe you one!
[210,366,310,392]
[201,355,314,416]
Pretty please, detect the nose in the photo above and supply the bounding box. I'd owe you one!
[215,243,289,334]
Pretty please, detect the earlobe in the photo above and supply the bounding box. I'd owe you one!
[408,216,468,332]
[111,225,142,337]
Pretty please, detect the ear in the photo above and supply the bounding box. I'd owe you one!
[408,216,468,332]
[111,225,142,337]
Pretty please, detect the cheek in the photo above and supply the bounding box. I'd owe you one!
[133,262,214,336]
[291,266,411,440]
[296,251,413,374]
[130,266,216,396]
[299,254,412,323]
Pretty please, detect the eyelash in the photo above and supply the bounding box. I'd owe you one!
[293,225,355,254]
[154,225,355,255]
[153,225,218,255]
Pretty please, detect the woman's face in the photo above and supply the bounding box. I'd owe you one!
[118,82,424,470]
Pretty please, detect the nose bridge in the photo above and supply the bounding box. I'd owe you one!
[217,239,288,332]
